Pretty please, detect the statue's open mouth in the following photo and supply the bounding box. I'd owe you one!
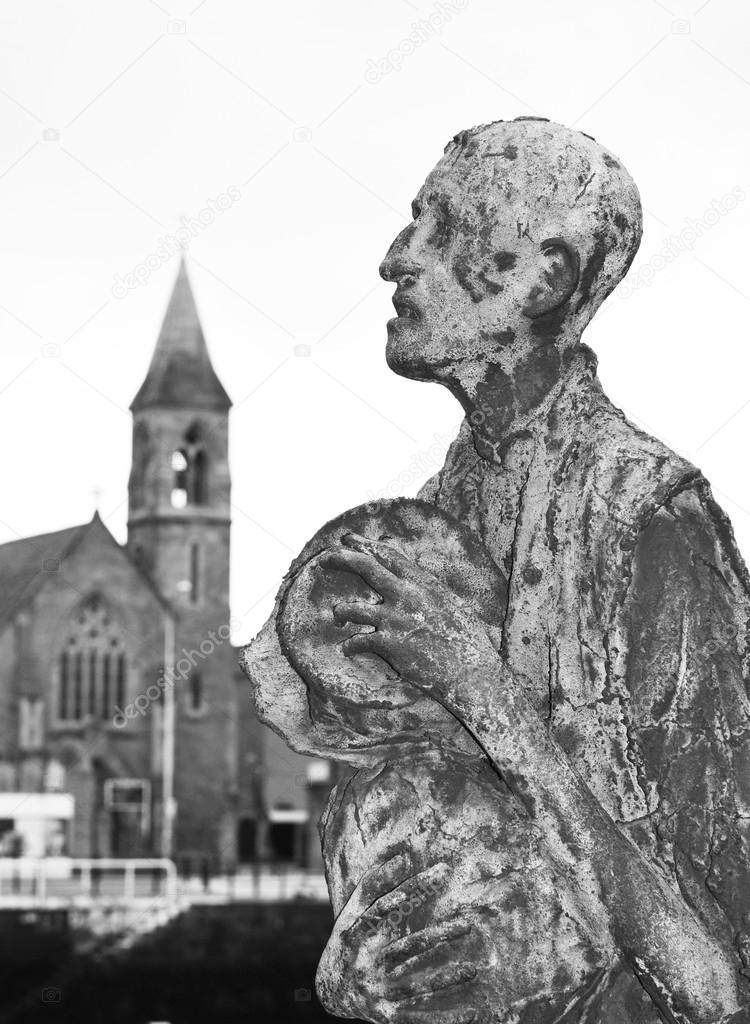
[392,296,421,321]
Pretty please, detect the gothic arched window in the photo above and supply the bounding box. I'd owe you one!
[189,542,200,604]
[170,423,208,507]
[57,596,127,723]
[188,670,204,713]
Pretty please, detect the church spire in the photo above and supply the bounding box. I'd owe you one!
[130,258,231,413]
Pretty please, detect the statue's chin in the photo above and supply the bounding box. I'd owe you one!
[385,322,440,382]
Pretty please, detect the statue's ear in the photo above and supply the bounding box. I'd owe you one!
[522,238,580,319]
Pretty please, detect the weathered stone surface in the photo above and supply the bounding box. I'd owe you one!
[241,119,750,1023]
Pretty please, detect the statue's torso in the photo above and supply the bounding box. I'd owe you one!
[420,385,701,827]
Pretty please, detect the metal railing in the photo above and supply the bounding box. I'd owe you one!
[0,857,177,906]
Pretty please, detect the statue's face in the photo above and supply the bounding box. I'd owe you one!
[380,151,537,382]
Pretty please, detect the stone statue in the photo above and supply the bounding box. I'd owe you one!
[240,118,750,1023]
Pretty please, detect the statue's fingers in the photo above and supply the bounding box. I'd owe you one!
[319,548,398,596]
[367,861,451,919]
[333,600,382,628]
[378,919,472,969]
[340,631,385,658]
[385,960,477,1000]
[348,862,451,944]
[391,1009,477,1024]
[342,862,449,947]
[356,849,413,909]
[342,532,412,577]
[385,944,470,984]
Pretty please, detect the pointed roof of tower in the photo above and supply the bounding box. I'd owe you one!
[130,258,232,412]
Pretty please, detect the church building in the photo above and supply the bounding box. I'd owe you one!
[0,261,323,868]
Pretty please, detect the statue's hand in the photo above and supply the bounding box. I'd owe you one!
[319,533,498,700]
[317,857,484,1024]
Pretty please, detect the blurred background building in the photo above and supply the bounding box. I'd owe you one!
[0,261,328,872]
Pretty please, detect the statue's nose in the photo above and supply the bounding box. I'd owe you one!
[379,228,421,283]
[379,242,400,282]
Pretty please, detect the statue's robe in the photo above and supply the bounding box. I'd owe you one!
[412,346,750,1012]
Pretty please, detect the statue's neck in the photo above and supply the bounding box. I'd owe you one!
[450,341,596,463]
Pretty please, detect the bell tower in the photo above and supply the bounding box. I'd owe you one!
[127,258,236,862]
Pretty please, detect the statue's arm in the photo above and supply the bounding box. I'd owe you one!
[623,487,750,994]
[442,651,744,1023]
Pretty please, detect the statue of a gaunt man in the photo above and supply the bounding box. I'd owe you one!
[241,118,750,1024]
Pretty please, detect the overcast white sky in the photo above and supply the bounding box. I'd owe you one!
[0,0,748,643]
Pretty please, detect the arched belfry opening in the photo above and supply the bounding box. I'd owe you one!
[170,422,208,508]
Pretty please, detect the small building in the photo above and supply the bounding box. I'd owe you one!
[0,792,73,858]
[0,260,324,869]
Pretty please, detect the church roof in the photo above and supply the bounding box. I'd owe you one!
[0,521,88,630]
[0,513,174,632]
[130,259,232,413]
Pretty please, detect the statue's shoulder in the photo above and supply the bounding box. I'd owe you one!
[583,383,750,602]
[583,383,702,528]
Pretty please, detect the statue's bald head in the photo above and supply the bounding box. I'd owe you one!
[381,118,643,386]
[439,117,642,325]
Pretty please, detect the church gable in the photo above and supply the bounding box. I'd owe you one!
[0,522,85,634]
[4,513,169,730]
[0,513,169,635]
